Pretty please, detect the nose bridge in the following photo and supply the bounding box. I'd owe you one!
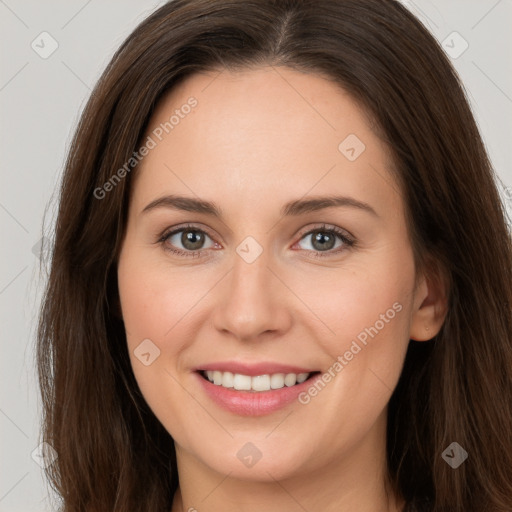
[231,243,271,298]
[211,239,292,340]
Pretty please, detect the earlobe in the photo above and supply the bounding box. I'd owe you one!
[409,260,449,341]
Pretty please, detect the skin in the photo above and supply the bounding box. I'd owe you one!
[117,66,448,512]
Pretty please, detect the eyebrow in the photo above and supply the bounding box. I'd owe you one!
[141,194,378,218]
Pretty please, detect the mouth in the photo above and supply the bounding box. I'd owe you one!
[193,361,323,415]
[197,369,321,393]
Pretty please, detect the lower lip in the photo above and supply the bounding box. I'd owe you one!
[195,371,321,416]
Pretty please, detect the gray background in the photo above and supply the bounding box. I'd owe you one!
[1,1,511,510]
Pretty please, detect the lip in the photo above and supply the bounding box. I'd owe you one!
[194,361,316,376]
[194,366,322,417]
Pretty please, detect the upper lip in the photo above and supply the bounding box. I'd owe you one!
[195,361,317,376]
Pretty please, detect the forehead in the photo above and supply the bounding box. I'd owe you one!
[131,66,400,217]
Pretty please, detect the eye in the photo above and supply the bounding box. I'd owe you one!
[157,223,355,259]
[158,224,217,257]
[294,224,355,257]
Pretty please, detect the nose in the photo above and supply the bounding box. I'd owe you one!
[211,248,293,342]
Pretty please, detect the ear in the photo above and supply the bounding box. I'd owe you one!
[409,258,449,341]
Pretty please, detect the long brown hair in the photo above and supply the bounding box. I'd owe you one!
[36,1,512,510]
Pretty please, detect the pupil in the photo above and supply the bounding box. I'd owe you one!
[182,230,204,250]
[312,231,335,251]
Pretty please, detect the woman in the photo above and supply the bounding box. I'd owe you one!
[36,1,512,511]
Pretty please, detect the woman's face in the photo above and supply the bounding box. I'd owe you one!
[117,66,435,482]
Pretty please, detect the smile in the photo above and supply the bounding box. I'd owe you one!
[194,364,322,416]
[201,370,312,391]
[203,370,311,392]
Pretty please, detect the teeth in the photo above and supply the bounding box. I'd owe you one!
[203,370,310,391]
[270,373,285,389]
[222,371,234,388]
[296,373,309,384]
[233,373,252,390]
[252,374,270,392]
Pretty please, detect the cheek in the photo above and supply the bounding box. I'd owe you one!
[292,269,412,453]
[117,252,205,440]
[117,248,180,386]
[294,257,412,346]
[117,248,221,411]
[296,252,414,397]
[118,248,202,346]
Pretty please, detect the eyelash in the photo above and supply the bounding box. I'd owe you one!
[157,223,356,259]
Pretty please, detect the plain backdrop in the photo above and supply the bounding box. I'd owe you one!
[1,1,511,510]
